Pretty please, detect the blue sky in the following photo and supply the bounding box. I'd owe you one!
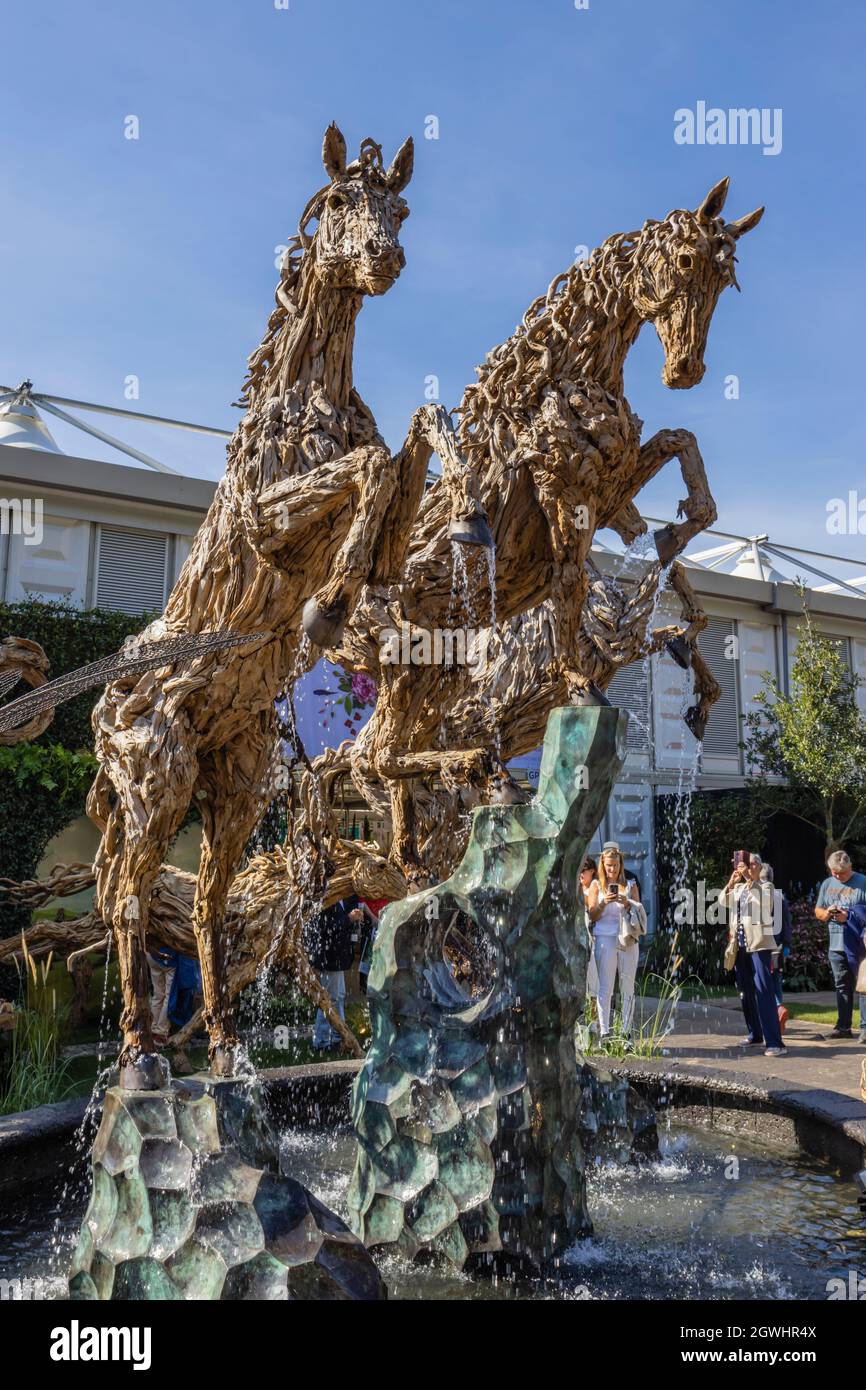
[1,0,864,557]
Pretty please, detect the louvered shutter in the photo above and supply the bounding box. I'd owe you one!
[699,617,739,757]
[96,527,168,614]
[606,659,651,751]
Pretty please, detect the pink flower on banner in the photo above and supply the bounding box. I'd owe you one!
[351,672,377,705]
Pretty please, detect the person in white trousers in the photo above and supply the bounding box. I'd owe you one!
[585,843,641,1039]
[580,856,600,1001]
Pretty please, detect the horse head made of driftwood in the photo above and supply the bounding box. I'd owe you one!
[294,122,414,298]
[629,176,764,389]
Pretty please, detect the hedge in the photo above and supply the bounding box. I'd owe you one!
[0,599,154,948]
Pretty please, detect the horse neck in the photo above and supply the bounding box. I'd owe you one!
[284,275,363,408]
[225,270,364,493]
[558,251,644,397]
[250,270,363,420]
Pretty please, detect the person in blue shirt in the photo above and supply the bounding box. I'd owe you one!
[814,850,866,1041]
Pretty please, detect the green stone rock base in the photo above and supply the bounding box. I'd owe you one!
[70,1075,385,1301]
[349,705,644,1273]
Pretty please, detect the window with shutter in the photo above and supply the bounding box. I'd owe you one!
[825,634,851,668]
[699,617,739,758]
[96,527,169,614]
[606,659,651,751]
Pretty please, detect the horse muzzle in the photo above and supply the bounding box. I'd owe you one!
[662,354,706,389]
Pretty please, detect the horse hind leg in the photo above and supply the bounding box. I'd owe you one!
[93,736,198,1082]
[193,713,274,1075]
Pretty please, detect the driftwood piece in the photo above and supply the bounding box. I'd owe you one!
[0,833,408,1060]
[0,632,273,742]
[0,636,51,744]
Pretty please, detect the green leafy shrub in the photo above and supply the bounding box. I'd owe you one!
[0,941,74,1114]
[784,897,832,992]
[0,599,154,948]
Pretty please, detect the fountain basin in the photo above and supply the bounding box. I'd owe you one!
[1,1061,864,1300]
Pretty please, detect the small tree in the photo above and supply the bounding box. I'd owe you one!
[743,589,866,857]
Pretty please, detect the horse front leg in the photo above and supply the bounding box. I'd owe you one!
[368,404,490,588]
[526,449,596,703]
[647,562,721,741]
[413,404,491,548]
[255,442,397,648]
[630,428,718,564]
[285,402,486,647]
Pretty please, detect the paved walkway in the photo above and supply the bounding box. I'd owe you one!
[628,994,866,1139]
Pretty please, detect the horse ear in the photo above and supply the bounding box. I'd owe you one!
[696,176,730,223]
[322,123,347,181]
[726,206,765,240]
[386,136,414,193]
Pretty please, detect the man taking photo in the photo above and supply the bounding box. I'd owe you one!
[815,850,866,1042]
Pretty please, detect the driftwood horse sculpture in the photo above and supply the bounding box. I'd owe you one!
[331,177,763,879]
[89,124,484,1079]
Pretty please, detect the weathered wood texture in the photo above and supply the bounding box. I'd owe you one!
[327,177,762,879]
[0,162,762,1070]
[84,125,482,1073]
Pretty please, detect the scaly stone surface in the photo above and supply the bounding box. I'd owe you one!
[348,705,631,1271]
[70,1076,385,1301]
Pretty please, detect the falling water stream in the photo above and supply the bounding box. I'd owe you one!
[449,538,502,762]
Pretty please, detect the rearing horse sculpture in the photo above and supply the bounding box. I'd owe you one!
[89,124,483,1079]
[333,177,763,880]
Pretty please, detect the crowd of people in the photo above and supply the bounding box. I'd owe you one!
[579,844,866,1058]
[145,843,866,1062]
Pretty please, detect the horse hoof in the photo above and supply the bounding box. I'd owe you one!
[302,597,348,648]
[119,1051,171,1091]
[665,636,693,670]
[448,511,494,549]
[210,1042,239,1078]
[487,774,530,806]
[574,682,611,708]
[684,704,707,741]
[653,524,681,566]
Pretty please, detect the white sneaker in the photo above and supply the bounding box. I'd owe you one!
[764,1046,788,1057]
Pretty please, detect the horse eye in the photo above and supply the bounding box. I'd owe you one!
[678,251,694,271]
[328,192,348,211]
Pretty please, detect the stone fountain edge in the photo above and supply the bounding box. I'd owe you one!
[1,1057,863,1197]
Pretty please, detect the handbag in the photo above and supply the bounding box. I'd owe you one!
[723,932,738,972]
[857,956,866,995]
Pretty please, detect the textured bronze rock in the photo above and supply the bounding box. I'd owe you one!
[69,1076,385,1301]
[347,705,628,1272]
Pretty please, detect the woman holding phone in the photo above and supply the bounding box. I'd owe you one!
[585,842,642,1039]
[722,850,786,1057]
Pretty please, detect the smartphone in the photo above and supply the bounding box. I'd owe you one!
[732,850,751,868]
